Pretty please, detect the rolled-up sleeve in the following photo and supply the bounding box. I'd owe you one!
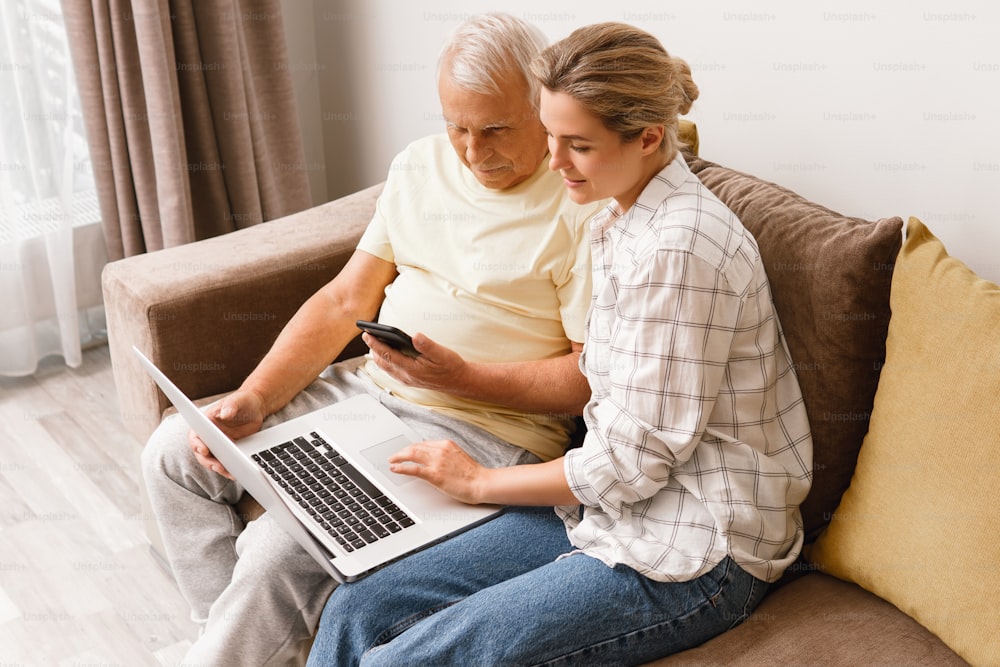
[569,250,742,518]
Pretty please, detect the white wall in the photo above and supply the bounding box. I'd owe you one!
[303,0,1000,282]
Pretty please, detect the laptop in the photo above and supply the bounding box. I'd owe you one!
[133,346,503,582]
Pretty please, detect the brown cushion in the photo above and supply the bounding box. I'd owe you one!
[686,156,903,542]
[650,574,965,666]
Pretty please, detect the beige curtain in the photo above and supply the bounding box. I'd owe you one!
[61,0,312,259]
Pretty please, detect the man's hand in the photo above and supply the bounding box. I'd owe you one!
[188,390,267,480]
[387,440,487,504]
[362,331,470,393]
[365,331,589,416]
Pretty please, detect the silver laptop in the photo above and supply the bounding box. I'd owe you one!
[133,346,503,582]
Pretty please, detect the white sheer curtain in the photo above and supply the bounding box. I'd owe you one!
[0,0,107,376]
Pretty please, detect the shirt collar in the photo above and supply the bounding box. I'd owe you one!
[631,153,692,218]
[591,153,692,234]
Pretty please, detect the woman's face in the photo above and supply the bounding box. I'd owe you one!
[539,89,652,211]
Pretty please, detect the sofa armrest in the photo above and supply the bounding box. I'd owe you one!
[103,183,384,444]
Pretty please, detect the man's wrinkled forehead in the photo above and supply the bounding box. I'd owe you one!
[439,74,537,130]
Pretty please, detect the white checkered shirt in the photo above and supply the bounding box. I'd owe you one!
[559,156,813,584]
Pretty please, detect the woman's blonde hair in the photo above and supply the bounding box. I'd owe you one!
[530,22,698,156]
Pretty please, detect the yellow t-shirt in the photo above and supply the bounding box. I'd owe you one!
[357,134,604,461]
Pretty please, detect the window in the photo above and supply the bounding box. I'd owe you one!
[0,0,106,375]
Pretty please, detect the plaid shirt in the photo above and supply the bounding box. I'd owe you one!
[559,156,813,584]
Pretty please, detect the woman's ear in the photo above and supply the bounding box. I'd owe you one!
[639,125,666,155]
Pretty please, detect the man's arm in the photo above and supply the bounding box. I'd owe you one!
[455,340,588,415]
[363,336,589,416]
[239,250,398,416]
[190,250,397,477]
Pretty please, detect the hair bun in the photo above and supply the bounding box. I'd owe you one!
[671,57,699,115]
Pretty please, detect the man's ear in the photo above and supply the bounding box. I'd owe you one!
[639,126,666,155]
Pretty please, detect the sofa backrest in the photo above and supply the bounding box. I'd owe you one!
[687,155,903,543]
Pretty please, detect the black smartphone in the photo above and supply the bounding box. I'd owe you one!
[355,320,420,358]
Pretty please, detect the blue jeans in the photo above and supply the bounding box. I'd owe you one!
[307,506,768,666]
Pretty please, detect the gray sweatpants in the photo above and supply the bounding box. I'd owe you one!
[141,357,540,666]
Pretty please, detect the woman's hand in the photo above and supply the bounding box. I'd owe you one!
[388,441,580,508]
[388,440,487,504]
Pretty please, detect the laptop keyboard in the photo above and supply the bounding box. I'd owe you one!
[252,432,416,553]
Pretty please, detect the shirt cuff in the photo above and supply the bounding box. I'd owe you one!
[564,446,602,507]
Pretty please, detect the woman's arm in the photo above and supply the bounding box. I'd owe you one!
[567,253,741,513]
[387,440,578,506]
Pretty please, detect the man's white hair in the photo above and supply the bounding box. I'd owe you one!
[438,13,548,109]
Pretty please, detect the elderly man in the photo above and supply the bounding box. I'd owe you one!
[141,12,604,666]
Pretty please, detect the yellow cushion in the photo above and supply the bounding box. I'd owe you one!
[678,119,698,156]
[807,217,1000,667]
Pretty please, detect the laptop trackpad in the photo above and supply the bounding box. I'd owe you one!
[360,435,417,487]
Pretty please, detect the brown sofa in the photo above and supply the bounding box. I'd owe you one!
[104,146,974,664]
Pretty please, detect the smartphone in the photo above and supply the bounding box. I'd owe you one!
[355,320,420,358]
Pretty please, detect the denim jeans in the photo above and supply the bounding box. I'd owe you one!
[307,506,768,666]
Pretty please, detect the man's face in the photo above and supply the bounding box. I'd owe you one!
[438,65,548,190]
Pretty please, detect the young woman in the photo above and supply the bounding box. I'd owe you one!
[307,23,813,666]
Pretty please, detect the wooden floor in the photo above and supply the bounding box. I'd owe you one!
[0,344,195,665]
